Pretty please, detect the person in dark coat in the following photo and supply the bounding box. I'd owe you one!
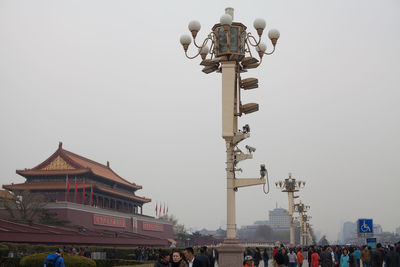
[274,247,289,267]
[184,247,196,267]
[262,248,270,267]
[384,246,400,267]
[210,248,218,267]
[254,247,262,267]
[371,243,384,267]
[320,246,333,267]
[308,247,314,266]
[194,246,211,267]
[348,247,358,267]
[171,250,189,267]
[154,249,170,267]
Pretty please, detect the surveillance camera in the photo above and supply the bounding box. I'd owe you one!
[260,164,266,171]
[260,164,266,178]
[245,145,256,153]
[242,124,250,133]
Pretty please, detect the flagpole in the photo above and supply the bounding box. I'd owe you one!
[83,179,86,205]
[90,184,93,206]
[74,177,77,203]
[65,175,67,201]
[65,174,70,202]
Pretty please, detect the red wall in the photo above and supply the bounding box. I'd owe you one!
[48,207,174,240]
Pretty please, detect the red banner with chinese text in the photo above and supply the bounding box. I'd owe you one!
[142,221,164,232]
[93,214,126,228]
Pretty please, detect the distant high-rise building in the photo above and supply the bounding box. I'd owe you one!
[373,224,383,234]
[396,227,400,236]
[269,208,290,231]
[342,221,356,242]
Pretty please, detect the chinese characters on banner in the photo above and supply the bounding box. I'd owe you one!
[93,214,126,228]
[142,221,164,232]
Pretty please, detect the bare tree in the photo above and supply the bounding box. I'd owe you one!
[159,214,189,241]
[0,190,47,222]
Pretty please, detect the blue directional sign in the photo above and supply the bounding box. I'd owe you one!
[358,219,373,234]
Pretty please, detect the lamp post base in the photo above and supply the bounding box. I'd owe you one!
[218,238,244,267]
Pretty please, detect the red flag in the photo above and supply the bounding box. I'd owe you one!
[155,202,158,217]
[167,205,168,215]
[90,184,93,205]
[159,203,161,216]
[163,203,165,216]
[83,179,86,204]
[74,177,77,203]
[66,175,70,201]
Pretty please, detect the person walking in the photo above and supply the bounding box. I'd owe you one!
[262,248,270,267]
[296,248,303,267]
[308,247,314,267]
[43,249,65,267]
[254,247,262,267]
[195,246,211,267]
[384,246,400,267]
[211,248,218,267]
[311,249,320,267]
[321,246,333,267]
[288,249,297,267]
[340,248,350,267]
[354,248,361,267]
[334,247,340,267]
[273,247,279,259]
[348,248,358,267]
[244,255,255,267]
[371,243,384,267]
[360,246,371,267]
[274,247,289,267]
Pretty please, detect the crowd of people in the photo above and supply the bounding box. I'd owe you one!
[42,241,400,267]
[154,246,218,267]
[152,241,400,267]
[268,242,400,267]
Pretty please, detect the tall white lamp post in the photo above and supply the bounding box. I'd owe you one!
[294,202,310,246]
[276,173,305,245]
[180,7,280,267]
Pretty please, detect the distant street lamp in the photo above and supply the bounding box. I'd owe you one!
[180,7,280,267]
[294,202,310,246]
[305,220,313,245]
[276,173,305,245]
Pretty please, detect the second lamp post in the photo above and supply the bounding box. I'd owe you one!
[276,173,305,245]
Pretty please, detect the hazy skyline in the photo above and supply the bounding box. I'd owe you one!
[1,0,399,241]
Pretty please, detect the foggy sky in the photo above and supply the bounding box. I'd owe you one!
[1,0,399,242]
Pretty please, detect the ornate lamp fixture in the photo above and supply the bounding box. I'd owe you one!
[180,8,280,75]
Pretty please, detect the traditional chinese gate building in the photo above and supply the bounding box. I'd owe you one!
[2,142,173,244]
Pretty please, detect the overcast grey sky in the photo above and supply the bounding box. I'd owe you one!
[1,0,399,241]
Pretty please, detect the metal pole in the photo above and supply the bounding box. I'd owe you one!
[299,211,303,246]
[288,191,294,245]
[221,61,238,240]
[218,61,244,267]
[226,140,236,239]
[304,219,307,245]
